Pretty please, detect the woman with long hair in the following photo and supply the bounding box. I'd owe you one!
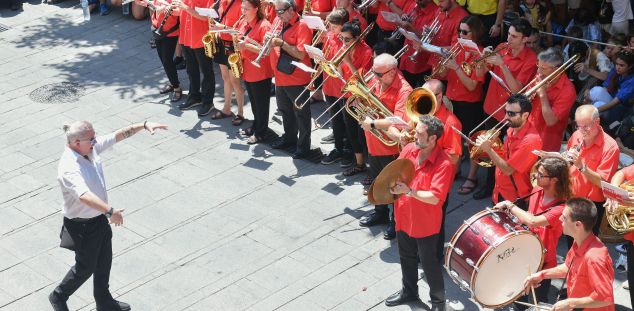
[590,50,634,126]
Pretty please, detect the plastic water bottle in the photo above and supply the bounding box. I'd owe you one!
[81,0,91,21]
[122,3,130,15]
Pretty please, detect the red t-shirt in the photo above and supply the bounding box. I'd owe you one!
[178,0,214,48]
[269,14,313,87]
[564,235,615,310]
[237,18,274,82]
[151,0,179,38]
[399,2,438,74]
[426,5,468,69]
[483,46,537,121]
[395,143,455,238]
[322,32,345,97]
[568,130,619,202]
[621,165,634,242]
[375,0,408,31]
[528,187,565,269]
[216,0,243,42]
[435,103,463,161]
[364,71,413,156]
[341,42,373,99]
[493,122,542,203]
[445,46,485,103]
[311,0,336,13]
[529,74,576,152]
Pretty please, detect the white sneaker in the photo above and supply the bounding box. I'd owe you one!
[623,280,629,290]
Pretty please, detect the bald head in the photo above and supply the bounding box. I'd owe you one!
[423,79,444,95]
[373,53,398,71]
[63,121,93,144]
[575,104,599,121]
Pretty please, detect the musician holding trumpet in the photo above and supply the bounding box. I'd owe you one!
[397,0,438,88]
[268,0,315,159]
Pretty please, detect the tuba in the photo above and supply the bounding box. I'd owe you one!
[202,18,218,58]
[606,180,634,235]
[344,72,398,146]
[401,87,437,143]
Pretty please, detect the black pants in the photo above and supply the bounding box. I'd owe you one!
[155,36,180,88]
[183,46,215,104]
[245,78,273,138]
[325,95,351,153]
[452,100,484,136]
[342,99,365,154]
[437,200,448,263]
[54,215,114,306]
[276,85,311,153]
[368,154,398,216]
[397,231,445,304]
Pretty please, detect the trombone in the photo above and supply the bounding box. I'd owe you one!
[425,43,462,81]
[294,23,374,109]
[408,14,440,62]
[252,19,283,68]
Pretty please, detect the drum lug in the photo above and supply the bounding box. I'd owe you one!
[486,207,501,223]
[510,215,520,223]
[503,223,515,233]
[464,220,480,235]
[482,236,491,246]
[453,247,463,256]
[465,258,479,272]
[521,224,530,231]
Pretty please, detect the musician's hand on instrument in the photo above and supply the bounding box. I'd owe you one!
[398,131,411,146]
[605,199,618,214]
[475,135,493,151]
[486,53,503,66]
[390,181,410,195]
[361,117,373,131]
[236,40,246,51]
[446,58,459,71]
[493,200,512,211]
[172,0,186,10]
[272,38,284,47]
[522,273,543,294]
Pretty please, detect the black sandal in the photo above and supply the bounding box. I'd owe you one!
[246,135,262,145]
[170,88,182,102]
[343,164,366,177]
[211,109,234,120]
[159,84,174,94]
[240,127,255,137]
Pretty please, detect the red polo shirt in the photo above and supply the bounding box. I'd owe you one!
[493,122,542,203]
[399,2,438,74]
[395,143,455,238]
[620,165,634,242]
[445,46,485,103]
[151,0,179,38]
[484,46,537,121]
[426,5,468,69]
[364,71,413,156]
[322,32,344,97]
[341,42,373,98]
[237,18,274,82]
[178,0,214,48]
[264,5,276,23]
[311,0,335,13]
[435,103,463,161]
[568,130,619,202]
[217,0,242,41]
[564,235,615,310]
[529,73,576,152]
[528,187,565,269]
[375,0,408,31]
[347,9,368,30]
[269,14,313,87]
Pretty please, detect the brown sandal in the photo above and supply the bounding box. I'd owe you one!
[211,109,233,120]
[170,88,182,102]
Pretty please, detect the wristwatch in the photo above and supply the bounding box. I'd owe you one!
[105,207,114,218]
[579,163,587,173]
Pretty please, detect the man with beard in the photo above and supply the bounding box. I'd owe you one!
[476,94,542,208]
[384,115,452,311]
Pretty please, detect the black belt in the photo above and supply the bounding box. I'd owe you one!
[66,215,103,223]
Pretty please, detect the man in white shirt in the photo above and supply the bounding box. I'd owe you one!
[49,120,167,311]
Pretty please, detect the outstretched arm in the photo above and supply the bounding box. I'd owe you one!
[115,121,168,143]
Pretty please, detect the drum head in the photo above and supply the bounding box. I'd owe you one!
[472,233,544,308]
[527,302,553,310]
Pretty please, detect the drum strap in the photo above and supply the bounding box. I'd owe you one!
[554,258,582,311]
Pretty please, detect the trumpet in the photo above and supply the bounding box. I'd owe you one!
[356,0,376,11]
[461,43,509,76]
[252,19,283,68]
[425,43,462,81]
[386,8,415,41]
[408,14,440,62]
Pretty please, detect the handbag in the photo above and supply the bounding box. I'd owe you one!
[277,51,298,75]
[59,225,76,251]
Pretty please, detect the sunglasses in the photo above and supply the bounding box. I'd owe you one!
[338,35,354,43]
[78,137,97,146]
[372,68,393,78]
[505,110,522,117]
[457,29,471,35]
[275,6,290,14]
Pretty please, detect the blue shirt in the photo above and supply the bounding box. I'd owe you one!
[602,69,634,103]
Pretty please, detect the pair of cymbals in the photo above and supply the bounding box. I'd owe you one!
[368,159,415,205]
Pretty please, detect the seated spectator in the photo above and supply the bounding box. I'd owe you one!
[589,51,634,126]
[565,8,602,46]
[603,33,627,65]
[112,0,148,20]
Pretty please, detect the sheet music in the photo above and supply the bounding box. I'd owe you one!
[458,38,481,55]
[421,43,444,55]
[397,28,420,43]
[488,70,512,94]
[304,44,326,62]
[602,181,632,202]
[292,61,317,73]
[195,7,218,18]
[303,15,327,31]
[381,11,401,23]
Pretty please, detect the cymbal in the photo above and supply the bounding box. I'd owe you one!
[370,158,415,205]
[367,181,376,204]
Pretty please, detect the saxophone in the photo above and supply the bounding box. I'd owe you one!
[227,15,245,78]
[302,0,311,15]
[202,18,217,58]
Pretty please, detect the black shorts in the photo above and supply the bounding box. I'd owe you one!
[213,40,233,66]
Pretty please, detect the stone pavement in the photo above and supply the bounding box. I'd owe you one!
[0,2,631,311]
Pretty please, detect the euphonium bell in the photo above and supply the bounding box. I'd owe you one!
[402,87,437,142]
[606,180,634,234]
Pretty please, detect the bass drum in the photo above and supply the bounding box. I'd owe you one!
[445,209,544,308]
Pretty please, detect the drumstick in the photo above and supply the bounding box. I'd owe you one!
[514,301,550,310]
[528,266,538,307]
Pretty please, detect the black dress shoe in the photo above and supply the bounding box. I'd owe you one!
[472,187,492,200]
[271,139,294,149]
[383,221,396,240]
[384,290,419,307]
[178,98,201,110]
[359,211,388,227]
[96,300,131,311]
[431,302,446,311]
[49,291,69,311]
[292,150,307,159]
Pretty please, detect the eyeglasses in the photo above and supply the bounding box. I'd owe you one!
[372,68,393,78]
[338,35,354,43]
[457,29,471,35]
[575,124,594,132]
[275,6,291,14]
[534,171,553,179]
[505,110,522,117]
[77,137,97,146]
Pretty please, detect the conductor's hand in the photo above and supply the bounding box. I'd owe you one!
[109,209,125,226]
[145,121,168,134]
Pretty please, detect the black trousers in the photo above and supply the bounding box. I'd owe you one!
[437,200,448,263]
[54,215,113,306]
[325,95,351,153]
[397,231,445,304]
[342,99,365,154]
[452,100,484,136]
[155,35,180,88]
[245,78,273,138]
[183,46,215,104]
[276,85,312,153]
[368,154,398,216]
